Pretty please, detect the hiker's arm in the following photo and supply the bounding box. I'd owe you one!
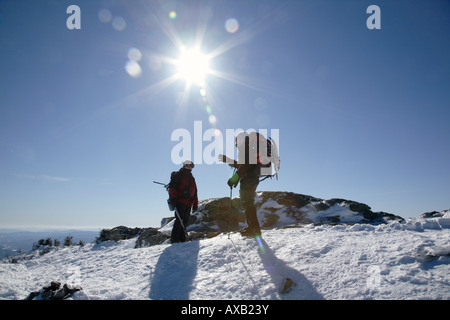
[218,154,237,167]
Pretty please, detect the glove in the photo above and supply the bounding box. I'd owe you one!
[227,179,237,188]
[169,197,177,206]
[227,172,239,188]
[167,197,177,211]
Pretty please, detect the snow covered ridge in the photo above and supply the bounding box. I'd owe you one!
[1,215,448,300]
[1,191,448,300]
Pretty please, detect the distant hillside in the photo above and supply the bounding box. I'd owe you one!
[0,230,99,259]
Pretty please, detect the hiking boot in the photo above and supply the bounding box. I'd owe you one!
[239,226,261,237]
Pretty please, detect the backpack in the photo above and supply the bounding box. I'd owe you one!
[246,132,280,180]
[168,171,180,189]
[168,169,195,201]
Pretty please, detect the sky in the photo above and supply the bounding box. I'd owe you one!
[0,0,449,230]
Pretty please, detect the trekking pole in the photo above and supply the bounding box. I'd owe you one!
[229,167,237,209]
[154,181,189,240]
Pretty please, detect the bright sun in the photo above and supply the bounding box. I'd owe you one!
[176,47,210,86]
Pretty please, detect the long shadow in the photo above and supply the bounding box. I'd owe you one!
[256,237,324,300]
[149,240,200,300]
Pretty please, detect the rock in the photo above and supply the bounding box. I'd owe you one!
[160,217,174,228]
[420,211,444,218]
[53,288,67,300]
[102,192,405,248]
[65,283,82,292]
[96,226,143,243]
[43,280,61,292]
[50,281,61,290]
[135,228,170,248]
[41,290,54,299]
[24,281,83,300]
[182,191,405,234]
[24,291,40,300]
[262,213,279,228]
[63,283,82,295]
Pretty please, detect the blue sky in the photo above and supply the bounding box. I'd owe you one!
[1,0,449,229]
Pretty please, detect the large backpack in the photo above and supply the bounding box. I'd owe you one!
[245,132,280,180]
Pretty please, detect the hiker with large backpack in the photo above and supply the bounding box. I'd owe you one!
[219,131,279,237]
[168,160,198,243]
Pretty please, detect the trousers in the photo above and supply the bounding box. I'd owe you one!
[171,202,191,243]
[239,177,260,231]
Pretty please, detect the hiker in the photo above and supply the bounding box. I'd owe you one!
[218,132,262,237]
[168,160,198,243]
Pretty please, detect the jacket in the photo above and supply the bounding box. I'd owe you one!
[169,168,198,207]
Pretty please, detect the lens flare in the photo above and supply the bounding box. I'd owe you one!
[208,114,217,125]
[225,18,239,33]
[112,16,126,31]
[98,9,112,23]
[125,60,143,78]
[169,11,177,19]
[128,48,142,62]
[255,235,266,254]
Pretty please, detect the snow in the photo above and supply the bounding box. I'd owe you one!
[305,203,363,224]
[1,214,448,300]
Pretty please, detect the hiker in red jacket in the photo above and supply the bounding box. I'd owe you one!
[168,160,198,243]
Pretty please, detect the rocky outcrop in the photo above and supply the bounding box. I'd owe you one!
[96,226,142,243]
[97,192,405,248]
[96,226,170,248]
[186,191,404,233]
[420,209,450,219]
[25,281,82,300]
[134,227,170,248]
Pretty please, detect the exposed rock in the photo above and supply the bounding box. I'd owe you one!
[420,209,449,219]
[135,228,170,248]
[185,191,404,234]
[160,217,174,228]
[96,226,143,243]
[98,192,405,248]
[25,281,82,300]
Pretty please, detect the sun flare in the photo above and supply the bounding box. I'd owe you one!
[176,47,210,86]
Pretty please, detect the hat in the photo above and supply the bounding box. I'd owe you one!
[183,160,195,169]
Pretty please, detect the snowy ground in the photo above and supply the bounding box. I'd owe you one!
[0,216,449,300]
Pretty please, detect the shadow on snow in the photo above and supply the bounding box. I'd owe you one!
[149,241,200,300]
[256,237,324,300]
